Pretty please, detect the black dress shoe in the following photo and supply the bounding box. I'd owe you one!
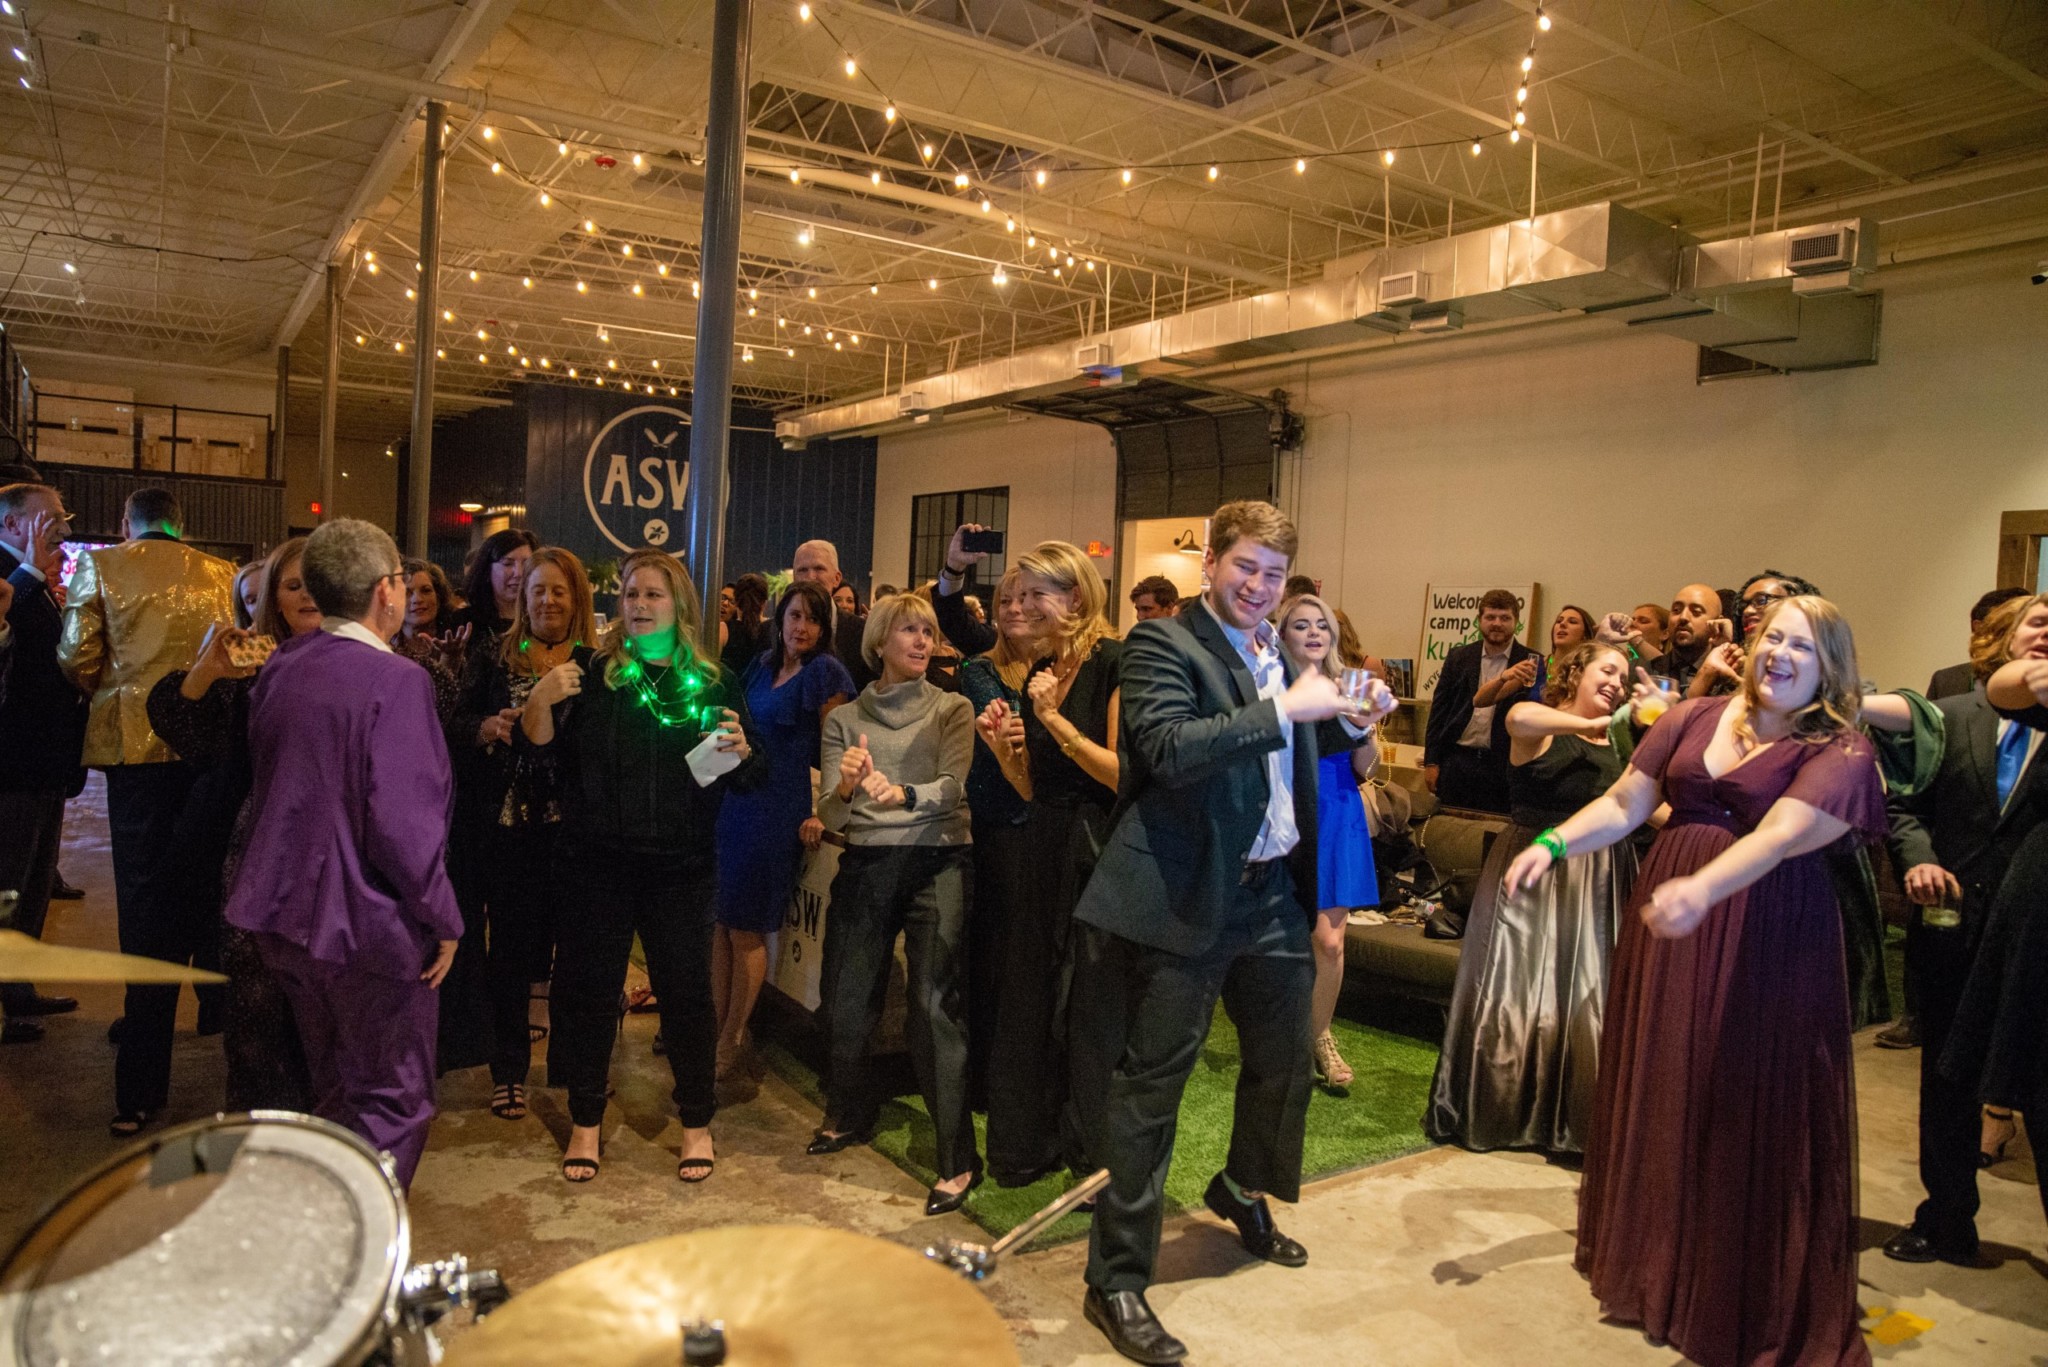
[14,993,77,1016]
[1881,1229,1977,1266]
[924,1169,984,1216]
[1873,1016,1921,1050]
[1202,1173,1308,1267]
[1082,1287,1186,1365]
[1,1019,47,1044]
[805,1126,871,1156]
[50,875,85,900]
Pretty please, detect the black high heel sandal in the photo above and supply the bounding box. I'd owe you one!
[490,1084,527,1120]
[1979,1108,2017,1169]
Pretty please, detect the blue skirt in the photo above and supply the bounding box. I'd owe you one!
[1317,752,1379,911]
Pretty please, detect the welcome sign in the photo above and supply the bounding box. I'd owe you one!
[581,404,692,552]
[1416,583,1538,700]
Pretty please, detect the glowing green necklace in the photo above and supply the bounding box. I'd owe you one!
[618,630,713,730]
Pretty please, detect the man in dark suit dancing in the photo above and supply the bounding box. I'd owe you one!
[1884,600,2048,1266]
[1422,588,1538,813]
[0,481,87,1042]
[1069,500,1391,1364]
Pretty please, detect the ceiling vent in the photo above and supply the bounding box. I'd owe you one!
[1786,224,1856,275]
[1378,270,1432,308]
[897,390,930,416]
[1076,342,1114,370]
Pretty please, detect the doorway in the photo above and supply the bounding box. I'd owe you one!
[1116,516,1208,625]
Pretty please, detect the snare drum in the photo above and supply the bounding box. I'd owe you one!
[0,1112,416,1366]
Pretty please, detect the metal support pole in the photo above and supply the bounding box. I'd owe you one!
[272,345,289,483]
[684,0,751,605]
[407,101,448,557]
[319,263,341,521]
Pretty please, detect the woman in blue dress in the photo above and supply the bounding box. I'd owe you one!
[1277,592,1391,1089]
[712,581,855,1077]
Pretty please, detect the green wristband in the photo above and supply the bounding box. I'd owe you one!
[1534,828,1567,861]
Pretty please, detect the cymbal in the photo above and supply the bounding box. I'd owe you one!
[0,930,227,985]
[442,1224,1018,1367]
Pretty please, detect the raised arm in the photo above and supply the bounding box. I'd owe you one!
[1505,699,1611,740]
[1986,657,2048,721]
[1642,797,1852,937]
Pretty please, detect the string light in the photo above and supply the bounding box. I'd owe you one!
[920,143,934,161]
[1121,169,1132,185]
[927,278,938,290]
[1207,165,1219,180]
[1381,149,1396,166]
[490,161,501,174]
[789,168,802,184]
[631,283,644,295]
[1537,5,1551,31]
[477,352,488,363]
[393,341,404,352]
[843,58,857,77]
[1510,129,1522,143]
[621,243,634,256]
[797,227,813,245]
[991,266,1008,286]
[568,366,577,376]
[583,219,596,232]
[442,309,455,321]
[558,140,569,155]
[798,2,811,18]
[366,260,379,275]
[657,262,670,276]
[468,269,479,281]
[481,126,495,141]
[1514,110,1526,126]
[953,172,969,188]
[1295,159,1306,174]
[884,105,896,122]
[539,192,551,206]
[1471,141,1483,156]
[406,287,416,299]
[540,358,551,368]
[576,280,588,293]
[1034,169,1048,187]
[522,276,533,288]
[631,153,645,169]
[354,333,366,345]
[1522,53,1534,73]
[1516,85,1528,104]
[870,170,882,185]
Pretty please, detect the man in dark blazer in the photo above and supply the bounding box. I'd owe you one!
[0,481,87,1042]
[1884,654,2047,1266]
[1068,500,1387,1365]
[792,537,876,690]
[1422,588,1539,813]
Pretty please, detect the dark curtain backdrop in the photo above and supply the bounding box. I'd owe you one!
[421,383,876,595]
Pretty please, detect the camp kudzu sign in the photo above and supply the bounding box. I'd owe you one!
[582,404,693,552]
[1415,583,1537,700]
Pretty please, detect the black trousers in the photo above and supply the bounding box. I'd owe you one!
[1912,919,1983,1252]
[485,824,559,1086]
[105,762,209,1115]
[436,820,494,1075]
[1077,862,1315,1294]
[1436,744,1510,814]
[967,816,1030,1111]
[819,844,977,1180]
[551,850,717,1130]
[986,801,1104,1181]
[0,789,65,1015]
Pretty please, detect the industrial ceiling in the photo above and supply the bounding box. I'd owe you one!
[2,0,2045,447]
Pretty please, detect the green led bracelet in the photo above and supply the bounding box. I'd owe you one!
[1533,827,1568,862]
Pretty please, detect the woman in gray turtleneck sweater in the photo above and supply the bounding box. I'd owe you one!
[809,592,982,1215]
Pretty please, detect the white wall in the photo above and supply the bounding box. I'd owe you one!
[23,353,276,417]
[872,415,1116,590]
[870,242,2048,690]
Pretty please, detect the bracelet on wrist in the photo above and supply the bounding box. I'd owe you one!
[1533,827,1568,861]
[1059,731,1083,757]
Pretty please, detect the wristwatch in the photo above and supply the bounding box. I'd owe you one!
[899,784,917,809]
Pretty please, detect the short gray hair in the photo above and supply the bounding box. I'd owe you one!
[302,519,401,619]
[793,539,840,573]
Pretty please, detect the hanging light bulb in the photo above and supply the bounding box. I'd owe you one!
[927,277,938,290]
[1537,7,1551,31]
[1053,266,1061,279]
[539,191,551,206]
[1295,158,1306,174]
[522,276,533,288]
[1026,234,1036,247]
[871,170,882,185]
[506,344,517,355]
[354,333,366,345]
[798,2,811,18]
[406,287,417,299]
[437,348,447,359]
[1509,128,1522,143]
[833,341,842,351]
[1207,165,1219,180]
[807,286,818,298]
[583,219,596,233]
[567,366,577,376]
[669,386,679,395]
[1034,169,1047,187]
[778,316,787,326]
[748,287,758,300]
[1382,149,1396,166]
[477,352,488,363]
[607,358,618,369]
[1121,169,1132,185]
[366,260,380,275]
[540,358,551,368]
[558,140,570,155]
[476,328,488,340]
[786,347,796,357]
[992,266,1008,286]
[869,283,879,294]
[1516,85,1528,103]
[482,126,495,140]
[631,283,644,295]
[789,168,801,184]
[803,324,812,334]
[743,348,754,362]
[621,243,633,256]
[843,57,857,77]
[691,281,700,298]
[576,280,588,293]
[747,305,757,316]
[394,341,405,352]
[442,309,455,321]
[980,198,992,213]
[520,357,530,367]
[1085,259,1095,272]
[797,227,812,245]
[657,262,670,276]
[651,359,661,369]
[954,172,969,188]
[490,161,502,174]
[1470,140,1483,156]
[850,334,860,345]
[884,105,896,122]
[921,142,935,160]
[1521,52,1534,73]
[1513,109,1526,126]
[825,329,834,340]
[631,152,645,169]
[468,269,479,281]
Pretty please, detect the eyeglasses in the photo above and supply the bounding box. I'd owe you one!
[1741,591,1789,611]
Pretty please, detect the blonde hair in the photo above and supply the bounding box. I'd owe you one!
[982,566,1037,692]
[1016,540,1113,667]
[1333,607,1369,671]
[1275,593,1341,681]
[1736,595,1862,747]
[1207,500,1297,561]
[1971,593,2048,684]
[861,592,941,672]
[595,549,712,690]
[499,546,598,675]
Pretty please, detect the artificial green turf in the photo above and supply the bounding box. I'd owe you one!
[761,1006,1440,1249]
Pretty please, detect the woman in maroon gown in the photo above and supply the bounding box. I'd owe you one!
[1503,596,1886,1367]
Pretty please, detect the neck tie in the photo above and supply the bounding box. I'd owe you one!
[1996,722,2029,809]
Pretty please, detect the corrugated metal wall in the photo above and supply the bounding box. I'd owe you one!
[723,433,876,591]
[44,465,286,562]
[1115,410,1273,520]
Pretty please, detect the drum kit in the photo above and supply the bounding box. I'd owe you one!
[0,933,1108,1365]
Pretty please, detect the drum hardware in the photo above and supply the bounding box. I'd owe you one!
[923,1167,1110,1281]
[396,1255,511,1336]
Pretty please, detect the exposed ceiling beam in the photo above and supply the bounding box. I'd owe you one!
[1883,0,2048,98]
[270,0,524,352]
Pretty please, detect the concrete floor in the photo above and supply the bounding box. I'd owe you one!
[3,776,2045,1365]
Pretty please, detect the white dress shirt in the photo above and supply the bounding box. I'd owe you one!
[323,618,395,654]
[1456,641,1513,750]
[1203,599,1299,863]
